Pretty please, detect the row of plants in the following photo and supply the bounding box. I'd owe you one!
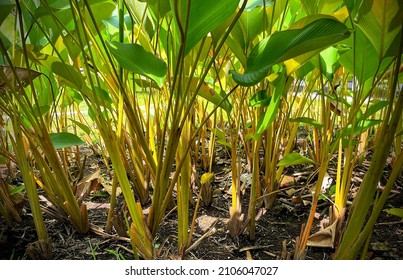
[0,0,402,259]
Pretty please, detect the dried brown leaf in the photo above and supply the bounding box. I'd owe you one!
[75,169,103,202]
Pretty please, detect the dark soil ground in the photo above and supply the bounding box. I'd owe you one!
[1,146,402,260]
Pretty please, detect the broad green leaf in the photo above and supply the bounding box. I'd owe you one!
[277,152,315,167]
[216,139,232,148]
[0,0,15,26]
[8,185,25,196]
[354,0,403,59]
[385,208,403,218]
[69,119,91,135]
[95,87,113,104]
[61,89,83,108]
[51,62,83,90]
[27,50,60,69]
[211,128,231,148]
[319,185,336,201]
[289,117,323,129]
[49,132,85,149]
[125,0,155,40]
[339,28,379,83]
[33,105,51,116]
[172,0,238,55]
[190,79,232,113]
[107,41,167,88]
[249,90,271,107]
[294,61,315,79]
[301,0,344,15]
[245,0,271,11]
[33,1,74,47]
[138,0,171,19]
[86,0,116,33]
[225,36,247,68]
[361,101,389,120]
[240,6,268,45]
[266,0,288,32]
[225,5,266,66]
[211,128,226,140]
[255,74,292,136]
[320,47,340,82]
[231,17,350,86]
[340,120,383,137]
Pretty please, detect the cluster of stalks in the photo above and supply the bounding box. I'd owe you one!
[0,0,401,260]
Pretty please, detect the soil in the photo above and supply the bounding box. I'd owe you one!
[0,146,402,260]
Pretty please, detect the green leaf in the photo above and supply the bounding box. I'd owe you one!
[320,47,340,82]
[277,152,315,167]
[289,117,323,129]
[245,0,271,10]
[384,208,403,218]
[354,0,403,59]
[107,41,167,88]
[239,6,268,45]
[138,0,171,19]
[173,0,238,55]
[339,28,380,84]
[9,185,25,196]
[0,0,15,26]
[49,132,85,149]
[86,0,116,33]
[190,78,232,113]
[255,74,291,136]
[361,100,390,120]
[339,120,383,137]
[225,36,247,68]
[69,119,91,135]
[231,17,350,86]
[51,62,83,90]
[211,128,231,148]
[249,90,271,107]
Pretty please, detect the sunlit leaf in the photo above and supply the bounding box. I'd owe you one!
[349,120,383,135]
[107,41,167,88]
[239,6,268,45]
[51,62,83,90]
[86,0,116,33]
[190,78,232,113]
[173,0,238,55]
[354,0,403,58]
[384,208,403,218]
[201,173,215,184]
[245,0,271,10]
[361,100,389,120]
[69,119,91,135]
[277,152,315,167]
[289,117,323,129]
[339,28,381,85]
[231,17,350,86]
[138,0,171,18]
[249,90,271,107]
[255,74,292,136]
[8,185,25,196]
[49,132,85,149]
